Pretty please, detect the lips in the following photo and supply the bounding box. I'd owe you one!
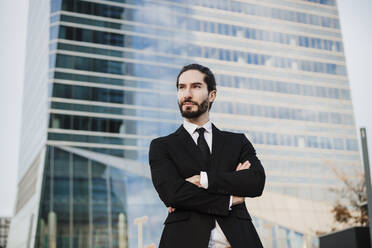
[183,102,195,106]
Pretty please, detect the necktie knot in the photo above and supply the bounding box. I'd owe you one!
[196,127,206,136]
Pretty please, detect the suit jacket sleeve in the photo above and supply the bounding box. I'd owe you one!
[207,134,266,197]
[149,138,230,216]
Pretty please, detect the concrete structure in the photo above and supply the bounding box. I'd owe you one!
[8,0,361,247]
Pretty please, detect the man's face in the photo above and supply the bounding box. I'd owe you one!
[177,70,215,119]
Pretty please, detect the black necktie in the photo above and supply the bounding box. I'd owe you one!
[196,127,211,170]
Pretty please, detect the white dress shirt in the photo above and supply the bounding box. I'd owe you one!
[183,119,232,248]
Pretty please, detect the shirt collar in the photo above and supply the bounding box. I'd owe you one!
[183,119,212,136]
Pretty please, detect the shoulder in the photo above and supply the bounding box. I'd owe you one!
[150,134,172,146]
[150,128,180,147]
[220,129,247,140]
[219,130,254,148]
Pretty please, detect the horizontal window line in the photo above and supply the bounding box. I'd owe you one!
[169,0,341,30]
[155,0,338,18]
[290,0,337,10]
[46,140,147,150]
[51,48,348,81]
[53,37,344,65]
[50,78,351,109]
[48,107,355,136]
[47,123,357,153]
[267,171,349,180]
[49,77,174,90]
[53,21,345,65]
[248,0,338,17]
[56,9,343,53]
[50,95,354,131]
[51,78,174,96]
[53,36,344,68]
[48,128,157,139]
[255,143,358,154]
[50,66,170,85]
[49,108,179,124]
[47,120,356,143]
[50,74,352,114]
[266,181,338,188]
[50,96,177,114]
[50,59,349,89]
[260,154,360,164]
[84,0,341,33]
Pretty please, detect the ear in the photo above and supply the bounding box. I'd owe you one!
[209,90,216,103]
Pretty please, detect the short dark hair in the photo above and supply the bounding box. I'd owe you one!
[176,63,217,93]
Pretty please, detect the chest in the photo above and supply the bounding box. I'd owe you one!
[166,137,241,178]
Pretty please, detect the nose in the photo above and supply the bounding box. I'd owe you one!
[183,87,192,99]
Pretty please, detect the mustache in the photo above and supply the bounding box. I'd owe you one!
[182,100,198,105]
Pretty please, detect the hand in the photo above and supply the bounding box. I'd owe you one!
[186,175,201,187]
[168,207,176,213]
[232,195,244,206]
[236,160,251,171]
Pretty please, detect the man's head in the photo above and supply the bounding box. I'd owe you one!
[176,64,217,119]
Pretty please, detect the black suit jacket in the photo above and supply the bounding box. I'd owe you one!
[149,123,266,248]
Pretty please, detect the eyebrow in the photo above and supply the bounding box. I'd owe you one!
[178,82,203,86]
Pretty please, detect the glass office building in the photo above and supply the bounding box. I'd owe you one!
[8,0,361,247]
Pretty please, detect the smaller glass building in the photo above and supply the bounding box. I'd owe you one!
[35,146,165,247]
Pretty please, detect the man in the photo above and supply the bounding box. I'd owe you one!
[149,64,265,248]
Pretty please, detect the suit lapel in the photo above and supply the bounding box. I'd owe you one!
[175,125,205,170]
[211,123,225,171]
[174,123,226,171]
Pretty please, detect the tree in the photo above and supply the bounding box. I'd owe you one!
[328,166,368,231]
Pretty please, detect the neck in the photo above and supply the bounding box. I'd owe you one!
[185,112,209,126]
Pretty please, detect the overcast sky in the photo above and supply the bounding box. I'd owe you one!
[0,1,371,216]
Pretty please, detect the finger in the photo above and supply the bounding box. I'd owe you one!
[236,163,242,170]
[241,163,250,170]
[238,163,246,171]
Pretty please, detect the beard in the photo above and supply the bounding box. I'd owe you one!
[178,97,209,119]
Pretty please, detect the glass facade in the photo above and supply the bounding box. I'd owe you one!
[35,146,164,247]
[9,0,361,248]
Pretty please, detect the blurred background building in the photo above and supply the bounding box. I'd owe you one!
[7,0,362,247]
[0,217,11,248]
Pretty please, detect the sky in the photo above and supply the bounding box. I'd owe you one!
[0,1,371,217]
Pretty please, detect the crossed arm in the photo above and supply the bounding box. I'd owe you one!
[168,161,251,213]
[149,134,265,216]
